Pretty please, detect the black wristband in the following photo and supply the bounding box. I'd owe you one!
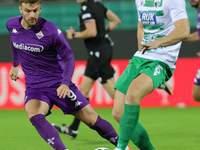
[72,33,75,39]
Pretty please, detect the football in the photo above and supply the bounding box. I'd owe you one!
[94,147,110,150]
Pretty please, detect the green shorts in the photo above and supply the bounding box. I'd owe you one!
[114,56,174,95]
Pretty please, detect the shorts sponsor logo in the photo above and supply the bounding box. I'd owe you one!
[12,42,44,52]
[141,12,157,25]
[75,101,83,108]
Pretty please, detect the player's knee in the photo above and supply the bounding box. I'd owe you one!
[79,87,90,97]
[109,92,115,99]
[193,92,200,102]
[112,109,121,123]
[85,114,98,127]
[125,93,140,104]
[27,112,37,119]
[26,110,46,119]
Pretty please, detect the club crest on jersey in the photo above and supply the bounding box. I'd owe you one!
[154,0,162,7]
[140,12,157,25]
[82,5,87,11]
[36,31,44,39]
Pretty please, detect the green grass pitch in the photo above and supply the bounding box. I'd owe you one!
[0,107,200,150]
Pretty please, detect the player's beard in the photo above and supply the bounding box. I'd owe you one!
[26,17,38,27]
[190,1,200,8]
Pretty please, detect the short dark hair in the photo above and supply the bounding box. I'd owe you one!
[19,0,41,6]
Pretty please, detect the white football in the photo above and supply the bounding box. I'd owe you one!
[94,147,110,150]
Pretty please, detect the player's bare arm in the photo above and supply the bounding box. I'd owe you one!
[137,21,144,49]
[57,84,70,98]
[139,19,190,54]
[66,26,75,39]
[66,20,97,39]
[184,31,199,42]
[105,10,121,33]
[9,66,19,81]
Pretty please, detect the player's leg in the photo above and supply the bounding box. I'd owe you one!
[67,76,94,137]
[61,59,96,137]
[112,90,154,150]
[102,77,115,99]
[157,82,173,95]
[116,73,154,150]
[67,76,94,135]
[75,104,119,146]
[79,75,95,98]
[53,76,95,138]
[193,84,200,101]
[25,99,67,150]
[193,68,200,101]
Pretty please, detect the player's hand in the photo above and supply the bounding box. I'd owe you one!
[139,41,160,54]
[9,66,20,81]
[197,51,200,57]
[57,84,70,99]
[66,26,75,40]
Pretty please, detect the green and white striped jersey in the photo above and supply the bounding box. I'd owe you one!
[134,0,188,68]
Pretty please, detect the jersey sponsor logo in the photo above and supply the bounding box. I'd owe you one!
[153,65,163,76]
[82,13,92,20]
[36,31,44,39]
[12,28,18,33]
[141,12,157,25]
[12,42,44,52]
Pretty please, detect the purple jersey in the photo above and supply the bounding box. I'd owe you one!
[6,16,75,88]
[197,9,200,38]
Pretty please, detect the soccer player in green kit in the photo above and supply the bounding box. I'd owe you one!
[112,0,190,149]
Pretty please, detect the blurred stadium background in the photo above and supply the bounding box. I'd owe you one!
[0,1,200,150]
[0,0,200,108]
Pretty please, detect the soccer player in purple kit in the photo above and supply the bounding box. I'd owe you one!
[185,0,200,102]
[6,0,120,149]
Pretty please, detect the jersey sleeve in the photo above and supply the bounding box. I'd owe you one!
[81,5,95,23]
[6,19,20,67]
[168,0,188,23]
[100,2,108,17]
[135,0,141,22]
[51,28,75,86]
[10,41,20,67]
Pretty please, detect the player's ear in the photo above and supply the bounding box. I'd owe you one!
[40,4,42,13]
[19,5,22,14]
